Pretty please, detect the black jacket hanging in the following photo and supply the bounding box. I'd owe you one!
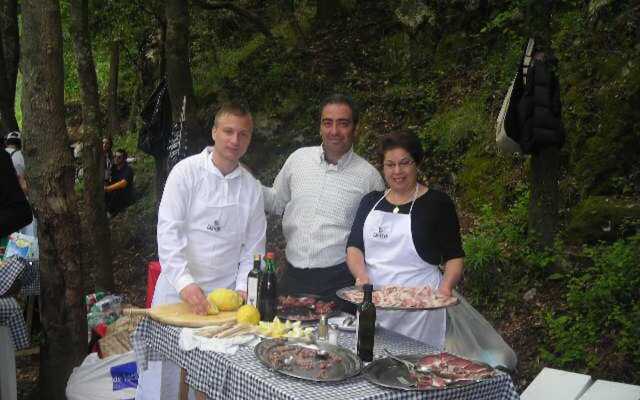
[517,54,565,154]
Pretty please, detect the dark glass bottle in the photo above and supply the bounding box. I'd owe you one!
[259,252,278,322]
[356,284,376,362]
[247,254,261,307]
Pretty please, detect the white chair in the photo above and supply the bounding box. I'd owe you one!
[521,367,592,400]
[579,380,640,400]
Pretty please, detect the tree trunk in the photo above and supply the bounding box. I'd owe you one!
[525,1,558,251]
[69,0,114,291]
[528,146,560,250]
[127,77,142,135]
[154,19,169,203]
[165,0,197,123]
[107,40,120,139]
[0,29,17,133]
[0,0,19,133]
[21,1,87,398]
[159,17,167,79]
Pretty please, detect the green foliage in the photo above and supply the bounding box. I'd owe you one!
[418,97,487,181]
[194,35,266,98]
[541,235,640,382]
[462,186,556,314]
[553,4,640,195]
[395,0,435,32]
[480,5,523,37]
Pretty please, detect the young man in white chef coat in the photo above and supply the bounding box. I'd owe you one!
[136,103,266,400]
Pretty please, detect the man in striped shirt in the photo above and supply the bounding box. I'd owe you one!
[263,94,385,301]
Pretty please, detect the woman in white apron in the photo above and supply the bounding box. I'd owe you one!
[346,132,464,349]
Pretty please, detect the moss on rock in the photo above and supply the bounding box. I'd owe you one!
[565,196,640,244]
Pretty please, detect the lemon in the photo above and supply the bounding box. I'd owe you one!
[207,288,243,311]
[236,304,261,325]
[207,301,219,315]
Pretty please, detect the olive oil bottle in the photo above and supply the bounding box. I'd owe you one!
[356,284,376,362]
[246,254,261,307]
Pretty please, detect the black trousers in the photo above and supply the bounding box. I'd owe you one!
[105,190,131,214]
[280,261,356,314]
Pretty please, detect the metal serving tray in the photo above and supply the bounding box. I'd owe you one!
[336,286,459,311]
[363,354,494,391]
[255,338,363,382]
[277,294,339,322]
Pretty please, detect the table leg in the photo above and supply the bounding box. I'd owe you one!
[179,367,188,400]
[0,326,17,400]
[26,296,35,333]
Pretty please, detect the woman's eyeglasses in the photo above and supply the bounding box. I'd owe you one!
[383,158,415,169]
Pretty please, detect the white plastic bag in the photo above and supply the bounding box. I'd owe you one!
[66,351,138,400]
[445,291,518,371]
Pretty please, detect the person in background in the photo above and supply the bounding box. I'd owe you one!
[346,132,464,349]
[5,131,27,192]
[0,150,32,237]
[263,94,385,302]
[102,137,113,183]
[104,148,134,215]
[136,103,266,400]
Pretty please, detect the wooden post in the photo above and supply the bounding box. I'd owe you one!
[179,367,188,400]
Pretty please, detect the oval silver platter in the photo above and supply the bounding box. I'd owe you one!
[255,338,363,382]
[363,355,493,391]
[336,286,459,311]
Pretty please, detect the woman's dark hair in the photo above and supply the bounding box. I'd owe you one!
[380,132,424,164]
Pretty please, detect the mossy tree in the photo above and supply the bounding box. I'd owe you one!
[21,0,87,396]
[69,0,114,291]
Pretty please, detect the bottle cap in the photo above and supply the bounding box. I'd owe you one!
[363,284,373,293]
[265,252,274,259]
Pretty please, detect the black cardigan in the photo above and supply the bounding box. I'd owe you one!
[347,189,465,265]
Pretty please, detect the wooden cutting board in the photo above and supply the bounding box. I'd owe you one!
[124,302,237,328]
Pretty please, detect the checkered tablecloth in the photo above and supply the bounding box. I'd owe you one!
[20,258,40,296]
[0,257,38,350]
[0,256,25,295]
[133,318,519,400]
[0,297,29,350]
[0,256,39,296]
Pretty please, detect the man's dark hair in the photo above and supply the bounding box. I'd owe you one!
[115,148,128,159]
[319,94,359,127]
[379,132,424,165]
[6,138,21,149]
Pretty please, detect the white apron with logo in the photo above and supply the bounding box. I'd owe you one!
[137,173,245,400]
[362,189,446,349]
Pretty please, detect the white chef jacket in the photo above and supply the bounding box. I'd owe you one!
[156,147,266,301]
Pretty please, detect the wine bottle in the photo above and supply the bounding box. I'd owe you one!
[356,284,376,362]
[259,252,278,321]
[247,254,261,307]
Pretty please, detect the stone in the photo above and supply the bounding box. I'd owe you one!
[523,288,537,302]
